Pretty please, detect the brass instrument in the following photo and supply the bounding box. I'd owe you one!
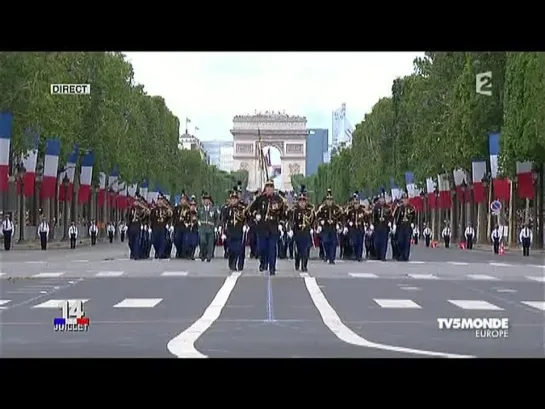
[232,204,246,225]
[301,205,314,230]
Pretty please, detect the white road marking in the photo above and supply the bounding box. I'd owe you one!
[0,300,11,309]
[448,262,469,266]
[467,274,499,281]
[374,299,422,309]
[489,262,511,267]
[448,300,503,311]
[118,258,130,261]
[167,272,241,358]
[161,271,189,276]
[407,274,437,280]
[301,276,473,358]
[408,261,425,264]
[299,273,310,278]
[526,264,545,269]
[95,271,124,277]
[521,301,545,311]
[526,276,545,283]
[33,272,65,278]
[113,298,162,308]
[400,287,420,291]
[73,260,89,263]
[495,288,517,293]
[0,273,4,277]
[366,260,380,263]
[25,261,45,264]
[33,299,90,309]
[349,273,378,278]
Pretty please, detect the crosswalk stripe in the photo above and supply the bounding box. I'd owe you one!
[521,301,545,311]
[489,262,511,267]
[73,260,89,263]
[161,271,189,276]
[349,273,378,278]
[33,299,90,309]
[96,271,124,277]
[374,299,421,309]
[408,261,425,264]
[33,272,65,278]
[467,274,499,281]
[407,274,437,280]
[526,276,545,282]
[448,262,469,266]
[113,298,162,308]
[0,300,11,309]
[448,300,503,311]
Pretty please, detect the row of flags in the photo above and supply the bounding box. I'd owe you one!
[377,132,535,211]
[0,112,172,209]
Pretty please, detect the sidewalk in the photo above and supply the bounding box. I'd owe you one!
[10,238,110,250]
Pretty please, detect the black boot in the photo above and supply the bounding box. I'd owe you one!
[228,256,237,271]
[302,257,308,272]
[295,255,300,271]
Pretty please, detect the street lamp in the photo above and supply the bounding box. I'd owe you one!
[61,174,70,241]
[15,163,26,243]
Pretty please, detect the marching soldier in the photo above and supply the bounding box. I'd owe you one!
[345,192,366,262]
[142,223,152,258]
[423,223,432,247]
[198,191,218,262]
[412,223,419,245]
[2,213,14,250]
[247,179,287,275]
[68,222,78,249]
[372,192,392,261]
[164,223,174,258]
[127,194,149,260]
[441,223,451,248]
[183,196,199,259]
[315,188,343,264]
[107,222,115,243]
[364,223,375,259]
[519,223,532,256]
[119,221,127,243]
[390,222,399,260]
[289,185,314,272]
[392,192,416,261]
[284,204,295,260]
[173,192,189,258]
[221,188,248,271]
[491,225,502,254]
[247,189,260,259]
[151,193,173,258]
[37,216,50,250]
[278,220,288,259]
[219,196,231,259]
[89,220,99,245]
[464,223,475,250]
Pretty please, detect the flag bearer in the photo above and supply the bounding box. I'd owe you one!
[464,223,475,250]
[423,223,432,247]
[198,191,218,262]
[2,214,14,250]
[107,222,115,243]
[491,225,502,254]
[519,223,532,256]
[69,222,78,249]
[315,188,343,264]
[290,186,314,272]
[441,224,451,248]
[89,220,99,245]
[37,217,50,250]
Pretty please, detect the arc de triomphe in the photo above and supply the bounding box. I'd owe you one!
[231,113,307,192]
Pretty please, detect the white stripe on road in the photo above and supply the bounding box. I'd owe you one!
[161,271,189,276]
[167,272,241,358]
[407,274,437,280]
[521,301,545,311]
[301,276,473,358]
[113,298,162,308]
[0,273,4,277]
[489,262,511,267]
[526,276,545,282]
[33,299,90,309]
[374,299,421,309]
[448,300,503,311]
[95,271,124,277]
[25,261,45,264]
[349,273,378,278]
[0,300,11,309]
[73,260,89,263]
[448,262,469,266]
[408,261,425,264]
[33,272,65,278]
[526,264,545,269]
[467,275,499,281]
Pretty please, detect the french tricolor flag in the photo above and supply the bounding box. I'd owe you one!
[390,177,402,201]
[59,145,79,202]
[437,173,452,209]
[516,161,534,199]
[452,169,470,203]
[139,179,149,201]
[471,160,487,203]
[0,112,13,192]
[19,132,39,197]
[108,167,119,208]
[426,178,437,209]
[98,172,107,206]
[127,183,137,207]
[41,139,61,199]
[78,151,94,204]
[488,133,511,201]
[117,182,127,209]
[405,172,423,211]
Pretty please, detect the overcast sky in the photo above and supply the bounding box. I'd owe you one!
[124,52,424,142]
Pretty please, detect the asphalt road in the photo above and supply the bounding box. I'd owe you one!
[1,242,543,358]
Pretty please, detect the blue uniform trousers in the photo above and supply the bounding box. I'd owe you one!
[294,230,311,269]
[322,227,337,262]
[183,230,198,258]
[397,225,412,261]
[174,227,185,258]
[373,226,389,261]
[128,224,142,259]
[227,233,245,270]
[259,232,279,272]
[152,227,166,258]
[350,228,365,260]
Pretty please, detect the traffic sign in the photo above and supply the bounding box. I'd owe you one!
[490,200,502,215]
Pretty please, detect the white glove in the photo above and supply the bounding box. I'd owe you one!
[221,234,227,241]
[310,229,314,235]
[243,225,248,232]
[218,226,222,233]
[343,227,348,235]
[287,230,293,238]
[278,224,283,231]
[320,220,325,225]
[317,226,322,233]
[256,214,262,221]
[349,221,353,226]
[388,222,392,228]
[198,221,201,226]
[411,223,414,228]
[214,227,218,233]
[370,224,375,231]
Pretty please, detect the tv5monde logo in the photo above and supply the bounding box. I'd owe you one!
[50,84,91,95]
[476,72,492,96]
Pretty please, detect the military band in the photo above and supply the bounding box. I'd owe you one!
[288,185,314,272]
[315,189,343,264]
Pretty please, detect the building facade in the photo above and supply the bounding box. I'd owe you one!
[201,140,233,168]
[306,128,329,177]
[218,145,234,172]
[178,133,208,162]
[331,102,353,152]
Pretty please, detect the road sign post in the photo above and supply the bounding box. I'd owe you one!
[490,200,502,215]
